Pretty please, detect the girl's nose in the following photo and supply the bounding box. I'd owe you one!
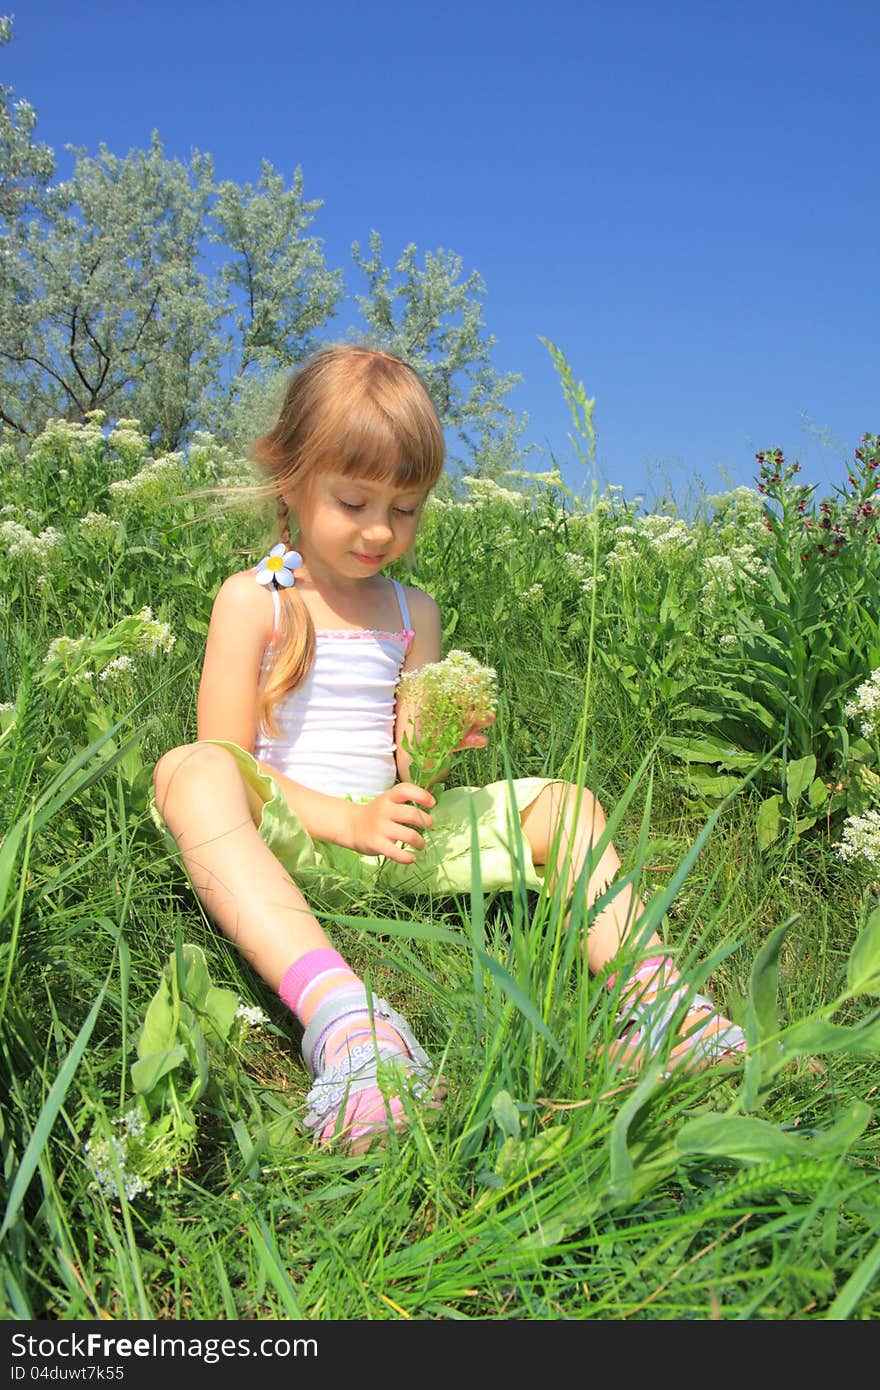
[361,515,394,543]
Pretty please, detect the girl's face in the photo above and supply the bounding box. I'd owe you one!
[287,470,428,583]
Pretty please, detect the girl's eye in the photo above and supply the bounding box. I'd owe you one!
[337,500,364,511]
[394,507,416,517]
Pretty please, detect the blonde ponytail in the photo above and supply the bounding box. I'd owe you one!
[257,582,316,739]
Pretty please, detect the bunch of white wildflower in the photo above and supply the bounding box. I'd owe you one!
[521,582,545,605]
[84,1109,150,1202]
[44,635,87,668]
[79,510,122,547]
[460,476,527,507]
[605,535,640,569]
[634,513,696,555]
[0,520,65,565]
[844,670,880,739]
[108,419,149,466]
[109,454,184,509]
[98,654,136,685]
[135,606,176,656]
[398,649,498,788]
[235,1003,270,1028]
[835,809,880,868]
[28,417,105,466]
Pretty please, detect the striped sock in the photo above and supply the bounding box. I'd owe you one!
[279,948,410,1148]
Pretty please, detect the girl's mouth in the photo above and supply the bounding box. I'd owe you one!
[353,552,385,565]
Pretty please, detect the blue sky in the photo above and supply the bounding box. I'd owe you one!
[6,0,879,506]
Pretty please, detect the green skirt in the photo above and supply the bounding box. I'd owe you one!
[152,739,558,909]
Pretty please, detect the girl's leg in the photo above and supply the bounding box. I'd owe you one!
[519,781,653,972]
[153,742,439,1149]
[519,781,745,1071]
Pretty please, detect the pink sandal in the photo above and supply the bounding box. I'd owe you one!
[605,954,746,1076]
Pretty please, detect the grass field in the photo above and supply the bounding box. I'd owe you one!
[2,401,879,1321]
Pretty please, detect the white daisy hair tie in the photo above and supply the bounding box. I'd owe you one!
[255,543,302,589]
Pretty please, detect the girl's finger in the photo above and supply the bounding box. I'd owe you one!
[397,783,436,807]
[386,838,419,863]
[394,826,426,852]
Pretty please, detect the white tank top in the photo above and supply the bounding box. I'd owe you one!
[252,578,414,799]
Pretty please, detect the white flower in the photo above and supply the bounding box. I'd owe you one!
[109,454,183,507]
[836,809,880,867]
[844,670,880,739]
[236,1003,270,1028]
[135,607,176,656]
[255,544,302,589]
[98,654,136,684]
[84,1132,148,1202]
[79,510,121,547]
[0,520,64,562]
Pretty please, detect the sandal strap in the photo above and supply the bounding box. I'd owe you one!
[303,1041,431,1135]
[300,987,435,1135]
[610,961,746,1064]
[675,995,746,1061]
[301,987,386,1076]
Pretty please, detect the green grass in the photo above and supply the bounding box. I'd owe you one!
[1,418,880,1321]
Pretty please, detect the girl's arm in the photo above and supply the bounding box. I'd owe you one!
[197,572,394,847]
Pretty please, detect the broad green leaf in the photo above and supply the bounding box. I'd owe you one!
[743,918,793,1107]
[609,1062,663,1200]
[785,754,817,806]
[659,736,755,769]
[130,1044,187,1096]
[756,794,784,850]
[491,1090,521,1140]
[794,814,818,836]
[778,1015,880,1060]
[136,978,176,1059]
[677,1101,870,1164]
[173,943,211,1011]
[847,906,880,998]
[686,772,744,799]
[676,1113,805,1162]
[204,984,240,1044]
[808,777,830,810]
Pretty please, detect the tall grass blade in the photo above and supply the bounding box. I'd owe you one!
[1,971,111,1240]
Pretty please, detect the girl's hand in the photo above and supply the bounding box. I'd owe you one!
[453,708,496,753]
[347,784,436,863]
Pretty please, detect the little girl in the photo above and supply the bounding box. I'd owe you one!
[153,344,745,1155]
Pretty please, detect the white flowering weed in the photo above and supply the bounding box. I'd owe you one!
[836,809,880,867]
[844,670,880,739]
[398,649,498,787]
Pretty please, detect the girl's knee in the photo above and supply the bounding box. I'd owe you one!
[535,779,604,828]
[152,740,237,806]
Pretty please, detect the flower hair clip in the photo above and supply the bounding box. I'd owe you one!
[255,543,302,589]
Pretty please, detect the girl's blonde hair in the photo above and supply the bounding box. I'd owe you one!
[251,344,445,735]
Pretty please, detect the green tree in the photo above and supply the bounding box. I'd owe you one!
[0,16,54,225]
[210,162,344,390]
[350,232,528,480]
[0,17,526,476]
[0,131,220,446]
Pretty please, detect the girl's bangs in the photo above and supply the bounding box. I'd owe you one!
[319,402,444,491]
